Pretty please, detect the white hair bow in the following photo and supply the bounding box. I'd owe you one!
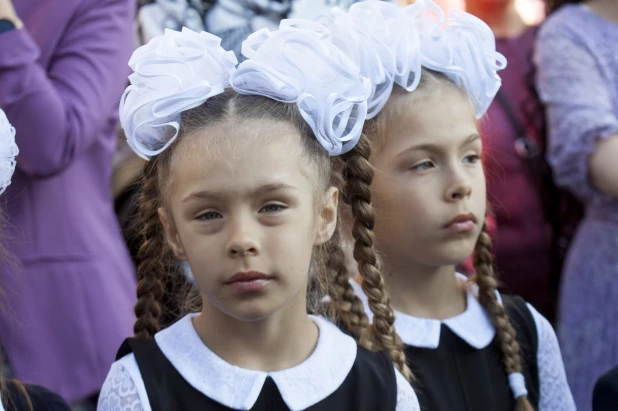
[0,109,18,195]
[230,19,372,156]
[120,27,238,160]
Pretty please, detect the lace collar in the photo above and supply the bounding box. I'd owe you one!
[154,314,357,410]
[350,273,498,349]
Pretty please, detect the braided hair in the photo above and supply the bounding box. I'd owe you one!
[352,69,538,401]
[342,133,413,380]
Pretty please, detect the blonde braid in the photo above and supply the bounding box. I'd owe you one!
[473,221,535,411]
[343,134,412,381]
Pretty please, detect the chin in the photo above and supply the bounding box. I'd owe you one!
[433,241,477,266]
[217,300,281,322]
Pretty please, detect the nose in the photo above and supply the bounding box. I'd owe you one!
[444,165,472,202]
[225,216,260,258]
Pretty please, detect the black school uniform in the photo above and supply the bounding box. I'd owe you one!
[350,274,576,411]
[0,382,71,411]
[98,314,419,411]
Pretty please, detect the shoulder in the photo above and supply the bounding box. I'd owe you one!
[538,5,591,45]
[524,302,555,348]
[3,381,71,411]
[98,353,151,411]
[349,349,420,411]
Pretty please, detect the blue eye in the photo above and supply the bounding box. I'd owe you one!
[260,204,286,213]
[197,211,222,221]
[411,161,434,171]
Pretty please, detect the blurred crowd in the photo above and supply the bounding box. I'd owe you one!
[0,0,616,410]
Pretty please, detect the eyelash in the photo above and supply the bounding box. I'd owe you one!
[195,204,287,220]
[411,161,434,171]
[411,154,481,171]
[464,154,482,163]
[197,211,222,221]
[260,203,287,214]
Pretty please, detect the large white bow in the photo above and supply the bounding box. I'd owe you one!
[404,0,507,118]
[316,2,423,119]
[120,27,238,160]
[230,19,372,156]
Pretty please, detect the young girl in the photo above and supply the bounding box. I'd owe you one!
[97,26,419,410]
[0,111,71,411]
[319,2,575,410]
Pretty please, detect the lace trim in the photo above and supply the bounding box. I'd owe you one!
[98,361,146,411]
[527,304,576,410]
[395,368,421,411]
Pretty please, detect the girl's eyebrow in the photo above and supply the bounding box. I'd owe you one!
[181,183,299,204]
[397,133,481,156]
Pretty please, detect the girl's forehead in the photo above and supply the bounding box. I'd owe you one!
[378,88,478,152]
[164,121,313,197]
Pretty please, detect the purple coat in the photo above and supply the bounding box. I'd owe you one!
[0,0,136,402]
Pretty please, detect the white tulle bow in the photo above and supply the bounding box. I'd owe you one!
[316,2,422,119]
[0,109,18,195]
[404,0,507,118]
[120,27,238,160]
[230,19,372,156]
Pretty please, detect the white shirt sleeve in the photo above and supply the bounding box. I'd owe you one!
[527,303,576,411]
[394,367,421,411]
[97,354,151,411]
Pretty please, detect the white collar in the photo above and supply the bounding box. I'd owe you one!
[350,273,498,350]
[154,314,357,411]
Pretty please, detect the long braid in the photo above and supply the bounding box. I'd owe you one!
[473,221,535,411]
[133,160,166,339]
[343,134,412,381]
[323,226,370,340]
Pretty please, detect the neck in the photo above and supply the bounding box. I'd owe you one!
[585,0,618,23]
[360,261,467,320]
[193,293,318,372]
[466,1,526,37]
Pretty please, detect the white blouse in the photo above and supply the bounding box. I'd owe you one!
[97,314,420,411]
[349,275,576,411]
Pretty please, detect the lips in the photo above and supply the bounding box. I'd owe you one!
[224,271,274,293]
[443,212,478,234]
[225,271,273,284]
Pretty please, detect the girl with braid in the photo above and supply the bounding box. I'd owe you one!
[97,24,419,411]
[318,2,574,410]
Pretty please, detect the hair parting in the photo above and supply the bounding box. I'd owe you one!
[132,92,378,355]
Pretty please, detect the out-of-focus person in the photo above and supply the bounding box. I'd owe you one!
[464,0,579,322]
[136,0,206,45]
[0,110,72,411]
[0,0,137,407]
[535,0,618,409]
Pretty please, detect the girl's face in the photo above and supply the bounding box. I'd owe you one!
[160,119,338,321]
[370,86,486,272]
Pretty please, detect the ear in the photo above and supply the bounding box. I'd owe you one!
[158,208,187,260]
[314,187,339,246]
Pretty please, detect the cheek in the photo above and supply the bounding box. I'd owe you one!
[472,169,487,209]
[372,175,435,240]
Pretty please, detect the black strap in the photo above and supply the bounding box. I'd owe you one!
[495,90,527,140]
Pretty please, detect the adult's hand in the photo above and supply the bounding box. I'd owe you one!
[0,0,23,29]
